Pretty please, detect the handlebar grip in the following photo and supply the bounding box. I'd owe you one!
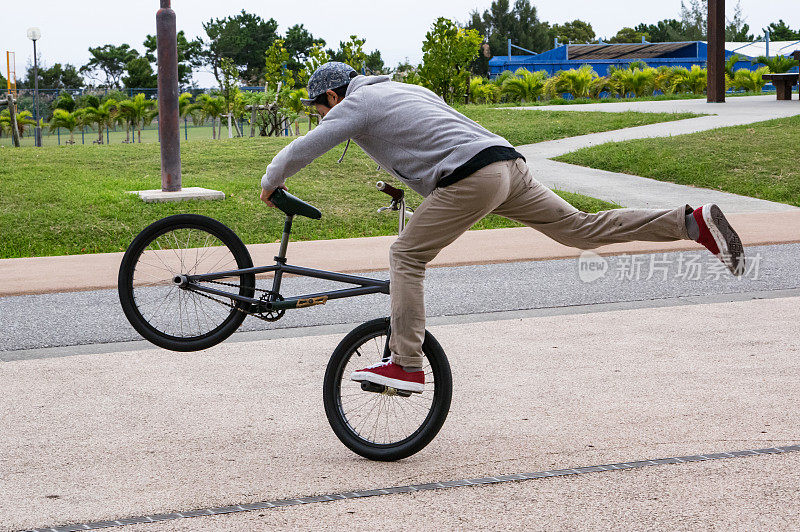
[376,181,404,202]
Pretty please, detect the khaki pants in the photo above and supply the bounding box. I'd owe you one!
[389,158,691,367]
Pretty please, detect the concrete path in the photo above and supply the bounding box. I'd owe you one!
[513,95,800,212]
[3,295,799,531]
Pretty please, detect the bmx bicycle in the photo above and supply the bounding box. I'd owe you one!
[117,183,452,461]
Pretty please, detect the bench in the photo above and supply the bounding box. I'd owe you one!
[763,73,799,100]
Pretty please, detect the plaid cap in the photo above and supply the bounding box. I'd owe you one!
[300,62,357,105]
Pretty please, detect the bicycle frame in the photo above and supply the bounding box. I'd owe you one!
[182,214,390,312]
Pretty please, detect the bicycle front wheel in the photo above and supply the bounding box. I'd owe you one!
[323,318,452,461]
[118,214,255,352]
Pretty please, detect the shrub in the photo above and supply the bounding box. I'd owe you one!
[500,68,547,103]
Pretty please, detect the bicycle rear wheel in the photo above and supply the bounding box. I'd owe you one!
[118,214,255,352]
[323,318,452,461]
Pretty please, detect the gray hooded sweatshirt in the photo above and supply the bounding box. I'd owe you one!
[261,75,513,198]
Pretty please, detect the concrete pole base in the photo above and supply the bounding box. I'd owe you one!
[129,187,225,203]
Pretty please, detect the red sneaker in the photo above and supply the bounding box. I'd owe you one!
[693,204,745,276]
[351,361,424,393]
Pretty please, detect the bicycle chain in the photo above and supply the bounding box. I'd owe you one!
[189,279,285,322]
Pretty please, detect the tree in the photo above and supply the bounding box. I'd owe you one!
[680,0,707,40]
[607,27,649,44]
[764,20,800,41]
[24,62,83,89]
[263,39,294,92]
[81,44,139,88]
[143,31,203,87]
[633,20,686,42]
[195,93,226,139]
[283,24,325,83]
[202,10,279,84]
[82,99,118,144]
[365,50,386,74]
[122,57,157,89]
[219,58,243,137]
[301,43,331,85]
[115,94,156,143]
[466,0,550,76]
[419,18,483,103]
[328,35,368,72]
[55,92,76,113]
[550,20,596,44]
[725,1,753,41]
[49,109,78,144]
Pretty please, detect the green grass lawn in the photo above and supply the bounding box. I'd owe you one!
[1,107,701,259]
[555,115,800,207]
[458,108,696,145]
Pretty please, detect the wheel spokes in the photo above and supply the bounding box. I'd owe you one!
[337,333,436,445]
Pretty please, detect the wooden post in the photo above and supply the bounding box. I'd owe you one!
[707,0,725,103]
[7,95,21,147]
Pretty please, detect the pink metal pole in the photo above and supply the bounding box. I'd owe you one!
[156,0,181,191]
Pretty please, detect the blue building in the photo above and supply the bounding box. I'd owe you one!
[488,41,758,78]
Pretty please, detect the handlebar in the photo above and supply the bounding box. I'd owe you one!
[376,181,404,202]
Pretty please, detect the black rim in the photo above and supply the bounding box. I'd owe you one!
[123,222,249,343]
[333,330,438,448]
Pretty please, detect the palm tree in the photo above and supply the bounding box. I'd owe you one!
[469,77,500,104]
[117,94,156,143]
[0,110,10,139]
[588,76,613,99]
[547,65,598,99]
[72,108,94,142]
[49,109,78,144]
[730,66,769,93]
[627,68,657,97]
[116,99,136,143]
[82,100,118,144]
[501,69,547,103]
[654,66,678,95]
[178,92,198,139]
[14,110,37,138]
[195,94,226,140]
[753,55,799,74]
[671,65,707,95]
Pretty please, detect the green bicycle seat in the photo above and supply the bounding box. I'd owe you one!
[269,189,322,220]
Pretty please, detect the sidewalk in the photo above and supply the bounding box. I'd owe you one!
[1,211,799,297]
[3,295,798,531]
[513,95,800,211]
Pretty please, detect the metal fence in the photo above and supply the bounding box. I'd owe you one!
[0,86,303,146]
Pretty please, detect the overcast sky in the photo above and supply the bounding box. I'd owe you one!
[3,0,798,87]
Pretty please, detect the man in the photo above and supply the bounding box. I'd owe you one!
[260,62,744,394]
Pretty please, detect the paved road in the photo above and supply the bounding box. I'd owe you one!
[2,243,797,357]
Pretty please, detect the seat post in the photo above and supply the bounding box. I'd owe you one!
[271,214,294,296]
[277,215,294,260]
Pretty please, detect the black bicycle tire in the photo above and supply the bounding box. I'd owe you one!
[118,214,255,352]
[323,317,452,461]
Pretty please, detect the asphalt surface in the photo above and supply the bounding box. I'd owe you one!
[1,243,797,356]
[4,295,799,531]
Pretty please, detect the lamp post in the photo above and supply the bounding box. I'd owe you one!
[27,27,42,146]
